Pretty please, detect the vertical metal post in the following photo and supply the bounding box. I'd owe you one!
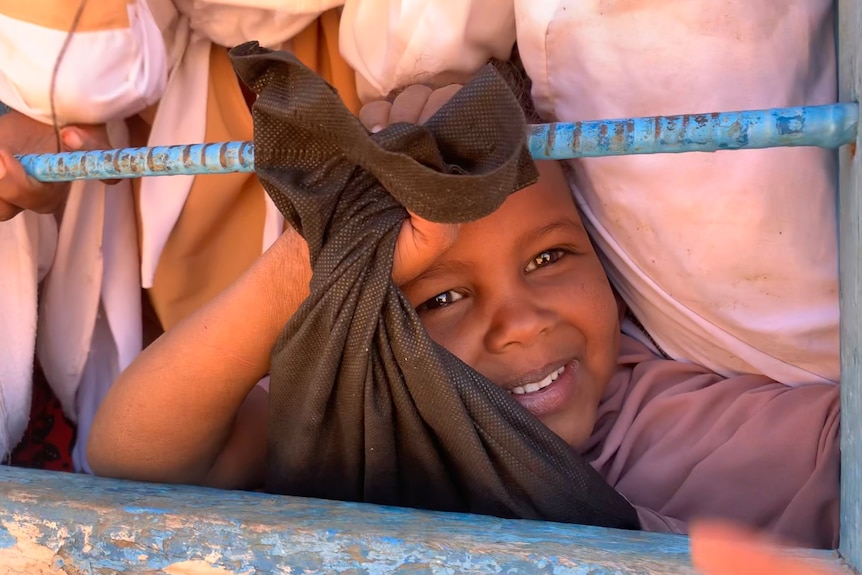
[838,0,862,569]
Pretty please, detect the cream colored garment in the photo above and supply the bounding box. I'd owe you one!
[0,212,55,459]
[0,0,167,123]
[175,0,342,48]
[0,153,139,472]
[0,0,166,463]
[37,124,142,473]
[339,0,840,386]
[340,0,514,102]
[586,334,840,549]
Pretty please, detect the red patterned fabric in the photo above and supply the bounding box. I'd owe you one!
[10,362,76,472]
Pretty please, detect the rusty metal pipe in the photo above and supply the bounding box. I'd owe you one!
[11,103,858,182]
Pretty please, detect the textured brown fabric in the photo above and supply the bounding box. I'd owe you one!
[231,41,639,530]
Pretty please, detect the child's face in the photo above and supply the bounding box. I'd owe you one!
[401,161,620,450]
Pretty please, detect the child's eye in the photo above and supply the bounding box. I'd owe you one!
[525,249,567,272]
[416,290,464,312]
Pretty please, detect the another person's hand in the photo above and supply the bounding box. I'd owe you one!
[0,109,112,221]
[359,84,464,286]
[691,521,842,575]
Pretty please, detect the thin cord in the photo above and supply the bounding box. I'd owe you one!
[49,0,90,152]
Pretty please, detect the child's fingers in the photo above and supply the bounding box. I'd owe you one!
[60,125,121,185]
[392,211,459,286]
[60,126,88,150]
[388,85,433,125]
[690,520,839,575]
[60,125,112,152]
[0,148,59,220]
[0,115,118,220]
[360,84,462,134]
[418,84,463,124]
[359,100,392,133]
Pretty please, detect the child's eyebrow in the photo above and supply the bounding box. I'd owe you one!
[407,258,474,286]
[520,218,587,247]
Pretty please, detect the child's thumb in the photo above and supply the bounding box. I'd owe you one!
[61,125,113,151]
[60,126,87,151]
[690,520,838,575]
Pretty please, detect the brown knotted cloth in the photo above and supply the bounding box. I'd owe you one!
[230,41,639,530]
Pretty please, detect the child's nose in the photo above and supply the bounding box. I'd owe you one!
[482,295,557,353]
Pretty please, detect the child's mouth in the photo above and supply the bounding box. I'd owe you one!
[506,361,579,417]
[509,366,565,395]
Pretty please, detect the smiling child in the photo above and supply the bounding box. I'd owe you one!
[88,59,840,550]
[400,160,619,451]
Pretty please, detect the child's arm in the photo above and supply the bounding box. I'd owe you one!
[87,85,462,488]
[87,227,312,489]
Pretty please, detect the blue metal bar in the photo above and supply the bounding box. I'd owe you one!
[12,103,860,182]
[17,141,256,183]
[528,102,858,159]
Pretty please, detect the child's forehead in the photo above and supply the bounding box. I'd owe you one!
[483,162,578,226]
[448,170,583,255]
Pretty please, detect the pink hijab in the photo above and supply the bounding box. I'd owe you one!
[586,334,840,549]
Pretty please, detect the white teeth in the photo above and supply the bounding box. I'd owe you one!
[510,366,565,395]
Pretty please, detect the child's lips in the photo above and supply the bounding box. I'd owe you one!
[509,365,565,395]
[502,359,571,391]
[508,359,580,417]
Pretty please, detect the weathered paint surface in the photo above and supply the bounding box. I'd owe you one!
[10,103,859,182]
[529,103,858,159]
[0,467,852,575]
[839,0,862,573]
[16,140,257,182]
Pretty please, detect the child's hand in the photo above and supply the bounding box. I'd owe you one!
[391,211,459,286]
[359,84,463,132]
[359,84,464,286]
[0,110,113,221]
[690,521,842,575]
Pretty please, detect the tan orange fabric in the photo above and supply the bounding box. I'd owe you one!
[146,44,262,330]
[141,9,360,331]
[290,8,360,115]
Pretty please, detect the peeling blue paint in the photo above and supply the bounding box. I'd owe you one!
[124,505,170,515]
[12,103,859,183]
[776,114,805,135]
[529,103,856,159]
[0,467,850,574]
[0,527,16,550]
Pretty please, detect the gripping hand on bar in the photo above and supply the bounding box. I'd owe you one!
[13,103,859,183]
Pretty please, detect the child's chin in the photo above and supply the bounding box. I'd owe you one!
[536,411,593,452]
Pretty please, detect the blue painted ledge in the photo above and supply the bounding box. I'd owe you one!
[0,467,852,574]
